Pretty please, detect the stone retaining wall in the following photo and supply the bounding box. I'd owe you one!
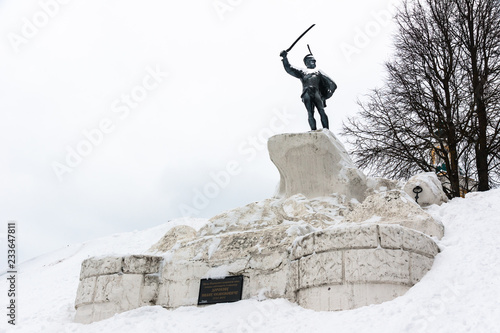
[75,223,438,323]
[291,224,438,310]
[74,255,163,324]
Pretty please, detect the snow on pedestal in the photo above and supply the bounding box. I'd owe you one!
[345,190,445,239]
[403,172,449,207]
[74,130,445,324]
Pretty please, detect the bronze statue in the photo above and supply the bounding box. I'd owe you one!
[280,25,337,130]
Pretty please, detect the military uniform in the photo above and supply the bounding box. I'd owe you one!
[281,53,337,130]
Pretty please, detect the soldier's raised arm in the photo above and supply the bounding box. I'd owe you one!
[280,50,302,78]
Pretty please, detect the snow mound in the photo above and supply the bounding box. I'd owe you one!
[3,191,500,332]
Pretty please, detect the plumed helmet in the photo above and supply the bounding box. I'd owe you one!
[303,54,315,65]
[303,44,315,65]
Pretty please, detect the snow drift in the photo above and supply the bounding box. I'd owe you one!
[2,190,500,332]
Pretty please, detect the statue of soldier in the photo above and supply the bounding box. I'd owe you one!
[280,49,337,130]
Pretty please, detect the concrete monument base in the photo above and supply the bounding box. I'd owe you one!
[74,130,444,324]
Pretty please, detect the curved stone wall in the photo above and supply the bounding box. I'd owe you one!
[74,223,438,323]
[291,224,438,310]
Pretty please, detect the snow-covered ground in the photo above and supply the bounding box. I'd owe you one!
[2,189,500,333]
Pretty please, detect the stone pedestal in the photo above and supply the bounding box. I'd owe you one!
[268,130,367,202]
[74,130,444,324]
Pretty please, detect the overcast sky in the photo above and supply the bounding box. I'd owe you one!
[0,0,398,264]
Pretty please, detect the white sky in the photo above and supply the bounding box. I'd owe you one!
[0,0,398,262]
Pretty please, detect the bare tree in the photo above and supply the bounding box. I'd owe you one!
[453,0,500,190]
[343,0,500,197]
